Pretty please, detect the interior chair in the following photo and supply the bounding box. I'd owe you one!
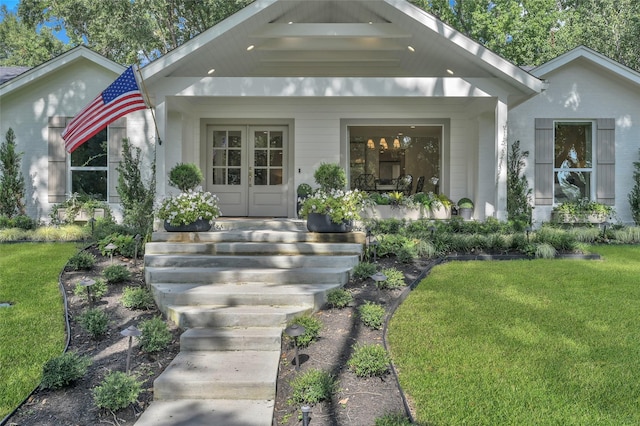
[415,176,425,194]
[354,173,377,192]
[396,174,413,196]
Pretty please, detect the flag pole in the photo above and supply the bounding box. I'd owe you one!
[134,65,162,145]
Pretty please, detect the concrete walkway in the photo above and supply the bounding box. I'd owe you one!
[135,219,364,425]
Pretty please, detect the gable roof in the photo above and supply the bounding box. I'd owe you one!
[0,46,124,97]
[142,0,542,94]
[0,67,31,85]
[531,45,640,89]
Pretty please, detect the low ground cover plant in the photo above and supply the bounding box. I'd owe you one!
[92,371,142,411]
[138,316,172,353]
[40,352,92,390]
[103,264,132,283]
[348,343,391,377]
[326,288,353,309]
[358,301,385,330]
[288,368,337,405]
[122,286,155,310]
[78,308,109,339]
[287,314,322,348]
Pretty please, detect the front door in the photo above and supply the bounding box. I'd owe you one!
[207,125,288,217]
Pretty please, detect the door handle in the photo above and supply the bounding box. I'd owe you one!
[248,166,253,187]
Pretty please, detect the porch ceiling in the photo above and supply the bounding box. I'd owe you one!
[159,0,507,80]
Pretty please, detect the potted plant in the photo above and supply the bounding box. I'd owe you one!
[430,194,453,219]
[551,198,613,224]
[457,197,474,221]
[299,163,364,232]
[296,183,313,218]
[361,191,422,220]
[157,163,221,231]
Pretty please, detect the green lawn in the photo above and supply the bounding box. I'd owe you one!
[388,246,640,425]
[0,243,78,420]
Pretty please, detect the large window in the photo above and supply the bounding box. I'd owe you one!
[553,122,593,204]
[69,129,108,200]
[349,126,441,194]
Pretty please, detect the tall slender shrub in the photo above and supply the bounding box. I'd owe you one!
[116,138,155,236]
[0,128,26,217]
[507,140,532,227]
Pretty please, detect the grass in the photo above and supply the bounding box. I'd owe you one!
[0,243,78,420]
[388,245,640,425]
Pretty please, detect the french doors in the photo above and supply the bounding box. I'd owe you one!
[207,125,288,217]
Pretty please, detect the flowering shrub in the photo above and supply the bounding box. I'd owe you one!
[157,189,221,226]
[299,189,365,224]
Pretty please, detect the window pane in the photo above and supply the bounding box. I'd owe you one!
[212,168,225,184]
[229,150,241,167]
[228,168,241,185]
[70,129,107,167]
[554,171,591,204]
[269,150,283,166]
[213,131,227,148]
[212,149,227,167]
[254,150,267,167]
[270,132,283,148]
[555,123,592,168]
[254,168,267,185]
[254,132,268,148]
[228,131,242,148]
[270,169,282,185]
[71,170,107,201]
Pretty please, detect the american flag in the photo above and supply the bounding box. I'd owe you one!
[62,66,147,153]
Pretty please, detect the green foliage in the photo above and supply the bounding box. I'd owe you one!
[102,264,132,284]
[0,128,26,217]
[116,138,155,237]
[288,368,337,405]
[375,412,413,426]
[534,242,557,259]
[457,197,474,209]
[138,316,172,353]
[288,315,322,348]
[352,262,377,280]
[67,251,96,271]
[506,140,533,226]
[78,308,109,339]
[378,267,406,290]
[121,286,155,310]
[313,162,346,191]
[73,278,108,302]
[168,162,204,191]
[40,352,92,390]
[98,233,140,258]
[358,301,386,330]
[0,214,36,230]
[296,183,313,196]
[92,371,141,411]
[326,288,353,309]
[348,343,391,377]
[50,193,114,226]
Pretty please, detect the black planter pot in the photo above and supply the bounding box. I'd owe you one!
[164,218,212,232]
[306,213,352,233]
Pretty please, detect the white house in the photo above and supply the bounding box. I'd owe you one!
[1,0,638,224]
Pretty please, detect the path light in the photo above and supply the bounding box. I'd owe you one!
[88,217,96,235]
[284,324,306,371]
[79,277,96,307]
[301,405,311,426]
[429,226,436,238]
[365,228,379,262]
[105,243,117,264]
[525,226,532,243]
[370,271,387,288]
[120,325,142,374]
[600,221,610,238]
[133,234,142,266]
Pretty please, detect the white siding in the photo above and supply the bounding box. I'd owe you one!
[510,58,640,224]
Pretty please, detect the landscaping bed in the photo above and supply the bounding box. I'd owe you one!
[5,247,429,426]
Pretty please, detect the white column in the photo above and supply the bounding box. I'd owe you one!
[495,99,508,221]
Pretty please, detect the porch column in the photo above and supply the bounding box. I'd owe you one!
[495,99,508,221]
[155,101,167,197]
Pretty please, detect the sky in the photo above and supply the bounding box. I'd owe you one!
[1,0,19,12]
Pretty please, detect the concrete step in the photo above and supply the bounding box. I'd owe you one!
[145,254,359,269]
[134,399,274,426]
[153,350,280,400]
[216,219,307,231]
[152,282,337,311]
[180,327,282,352]
[166,304,309,328]
[145,266,351,285]
[151,229,366,244]
[145,241,363,256]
